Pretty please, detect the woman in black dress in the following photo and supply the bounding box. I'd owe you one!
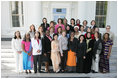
[84,32,94,73]
[41,18,50,33]
[42,30,52,72]
[76,35,87,73]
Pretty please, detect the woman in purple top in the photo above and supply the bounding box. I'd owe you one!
[55,18,65,33]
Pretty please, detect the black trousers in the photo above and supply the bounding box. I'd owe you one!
[76,57,84,73]
[33,55,42,73]
[61,50,67,70]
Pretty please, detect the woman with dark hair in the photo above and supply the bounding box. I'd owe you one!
[41,17,50,33]
[85,27,95,40]
[57,26,62,40]
[76,19,82,31]
[66,32,78,73]
[51,33,61,73]
[11,31,23,73]
[76,35,87,73]
[21,32,33,74]
[90,20,97,33]
[84,32,94,73]
[42,30,52,72]
[82,20,89,32]
[31,31,42,73]
[66,25,71,38]
[99,33,113,73]
[47,21,55,31]
[70,18,75,32]
[91,32,102,73]
[29,24,36,38]
[55,18,65,33]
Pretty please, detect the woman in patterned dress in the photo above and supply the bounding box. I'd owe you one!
[99,33,113,73]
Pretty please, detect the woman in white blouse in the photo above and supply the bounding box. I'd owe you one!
[59,30,68,72]
[31,31,42,73]
[11,31,23,73]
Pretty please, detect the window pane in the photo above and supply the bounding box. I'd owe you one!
[11,1,24,27]
[12,16,20,27]
[95,1,107,28]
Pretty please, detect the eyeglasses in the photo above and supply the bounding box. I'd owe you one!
[106,28,110,29]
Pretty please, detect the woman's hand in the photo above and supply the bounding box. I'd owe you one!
[28,52,31,56]
[83,56,86,59]
[61,53,63,56]
[37,50,40,53]
[17,51,22,54]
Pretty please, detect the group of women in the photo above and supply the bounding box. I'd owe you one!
[12,18,113,74]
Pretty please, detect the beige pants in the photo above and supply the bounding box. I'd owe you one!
[51,52,61,72]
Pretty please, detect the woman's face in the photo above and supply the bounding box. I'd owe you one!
[74,27,78,32]
[87,33,91,38]
[35,32,39,38]
[62,32,66,37]
[83,21,87,26]
[58,28,62,33]
[58,19,62,24]
[16,31,20,38]
[50,23,54,27]
[81,27,84,31]
[94,32,98,38]
[71,20,74,24]
[54,35,58,40]
[64,19,67,24]
[95,28,99,32]
[46,31,50,36]
[31,25,34,30]
[87,28,91,32]
[76,20,80,24]
[106,27,110,32]
[39,27,43,32]
[26,33,30,39]
[70,32,74,37]
[104,34,109,39]
[80,36,84,41]
[43,19,47,23]
[50,28,54,33]
[91,21,95,25]
[67,26,70,30]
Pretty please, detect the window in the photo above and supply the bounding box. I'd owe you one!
[95,1,107,28]
[53,8,66,23]
[11,1,24,27]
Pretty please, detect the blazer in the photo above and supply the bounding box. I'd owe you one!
[68,38,78,53]
[42,35,52,54]
[31,38,42,55]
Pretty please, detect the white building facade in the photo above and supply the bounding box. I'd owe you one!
[1,1,117,47]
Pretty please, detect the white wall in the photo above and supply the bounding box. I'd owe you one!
[106,1,117,47]
[78,1,96,26]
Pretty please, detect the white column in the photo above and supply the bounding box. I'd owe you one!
[23,1,42,31]
[106,1,117,47]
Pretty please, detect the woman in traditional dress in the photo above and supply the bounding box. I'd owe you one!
[51,33,61,73]
[21,32,33,74]
[99,33,113,73]
[66,32,78,73]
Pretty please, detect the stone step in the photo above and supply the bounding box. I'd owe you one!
[1,72,117,78]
